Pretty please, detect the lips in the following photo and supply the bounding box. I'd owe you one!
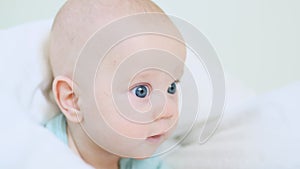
[146,133,165,144]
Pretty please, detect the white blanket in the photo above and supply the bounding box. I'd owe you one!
[165,82,300,169]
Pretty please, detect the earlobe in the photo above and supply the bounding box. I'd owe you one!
[69,108,84,123]
[52,76,83,123]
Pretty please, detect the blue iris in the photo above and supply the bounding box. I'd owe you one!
[167,82,176,94]
[133,85,149,98]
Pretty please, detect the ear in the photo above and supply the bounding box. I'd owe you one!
[52,76,83,123]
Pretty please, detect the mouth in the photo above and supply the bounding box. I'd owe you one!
[146,133,165,144]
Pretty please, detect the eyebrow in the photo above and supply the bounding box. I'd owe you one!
[174,79,180,83]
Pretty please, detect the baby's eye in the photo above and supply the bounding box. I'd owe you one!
[131,85,149,98]
[167,82,177,95]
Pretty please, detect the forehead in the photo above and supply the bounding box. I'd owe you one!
[102,34,186,72]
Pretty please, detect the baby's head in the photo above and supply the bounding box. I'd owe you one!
[49,0,186,160]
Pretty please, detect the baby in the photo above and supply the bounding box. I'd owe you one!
[46,0,186,169]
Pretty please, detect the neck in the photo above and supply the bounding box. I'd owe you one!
[67,122,120,169]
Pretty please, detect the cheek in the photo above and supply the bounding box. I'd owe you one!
[128,93,152,113]
[93,89,150,138]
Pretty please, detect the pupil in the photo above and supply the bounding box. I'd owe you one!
[135,86,147,98]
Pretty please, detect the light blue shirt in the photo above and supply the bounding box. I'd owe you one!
[45,113,171,169]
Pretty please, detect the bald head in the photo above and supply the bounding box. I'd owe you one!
[49,0,165,77]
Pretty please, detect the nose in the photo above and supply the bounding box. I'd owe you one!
[157,107,173,121]
[149,90,178,122]
[153,96,178,121]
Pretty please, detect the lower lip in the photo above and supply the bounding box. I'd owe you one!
[146,134,164,144]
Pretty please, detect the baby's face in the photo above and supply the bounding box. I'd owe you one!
[77,34,186,158]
